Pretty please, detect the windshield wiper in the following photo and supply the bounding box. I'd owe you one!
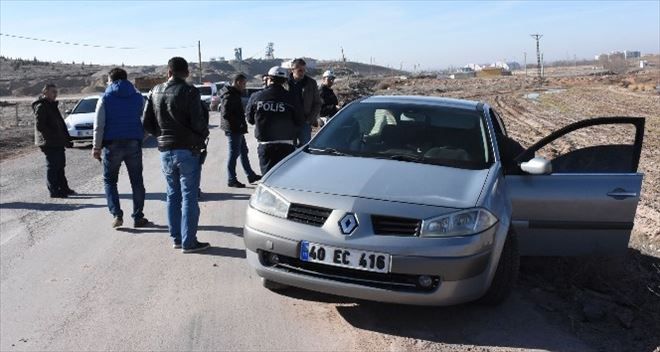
[388,154,422,162]
[306,147,348,156]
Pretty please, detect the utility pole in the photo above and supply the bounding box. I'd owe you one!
[524,52,527,76]
[541,53,544,77]
[197,40,202,84]
[530,34,543,78]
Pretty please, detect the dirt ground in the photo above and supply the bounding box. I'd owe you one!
[1,65,659,351]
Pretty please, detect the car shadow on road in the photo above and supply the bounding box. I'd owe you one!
[0,201,106,211]
[116,223,243,237]
[75,192,250,202]
[193,246,246,258]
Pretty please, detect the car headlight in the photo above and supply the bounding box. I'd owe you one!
[420,208,498,237]
[249,184,290,218]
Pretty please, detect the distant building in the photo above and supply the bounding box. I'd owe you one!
[608,51,625,60]
[450,71,476,79]
[464,63,482,71]
[625,50,641,59]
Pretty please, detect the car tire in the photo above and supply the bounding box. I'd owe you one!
[477,229,519,305]
[261,278,288,291]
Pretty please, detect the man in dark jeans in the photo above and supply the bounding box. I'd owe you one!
[33,83,75,198]
[288,58,321,147]
[92,68,150,229]
[219,73,261,188]
[144,57,210,253]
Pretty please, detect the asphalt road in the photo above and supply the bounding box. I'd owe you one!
[1,113,593,351]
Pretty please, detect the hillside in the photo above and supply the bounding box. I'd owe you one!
[0,57,405,97]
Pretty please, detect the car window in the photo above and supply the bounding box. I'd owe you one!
[309,102,492,170]
[197,86,212,96]
[71,98,98,114]
[535,124,637,173]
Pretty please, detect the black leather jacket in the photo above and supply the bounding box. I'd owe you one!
[319,85,339,117]
[246,84,303,142]
[143,77,209,151]
[32,98,71,147]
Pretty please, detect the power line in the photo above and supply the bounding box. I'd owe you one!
[0,33,194,50]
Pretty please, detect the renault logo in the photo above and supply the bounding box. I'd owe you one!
[339,213,358,235]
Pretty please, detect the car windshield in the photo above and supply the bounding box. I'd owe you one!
[197,86,212,96]
[71,98,98,114]
[308,101,493,170]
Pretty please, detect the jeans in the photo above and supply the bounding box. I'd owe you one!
[225,131,257,183]
[40,146,70,195]
[102,140,145,220]
[160,149,201,249]
[295,123,312,147]
[257,143,295,175]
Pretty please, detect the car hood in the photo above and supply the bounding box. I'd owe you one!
[65,112,95,126]
[267,152,490,209]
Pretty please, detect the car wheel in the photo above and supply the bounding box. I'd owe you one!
[261,278,288,291]
[478,229,520,305]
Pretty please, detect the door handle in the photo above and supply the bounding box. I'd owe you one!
[607,189,637,199]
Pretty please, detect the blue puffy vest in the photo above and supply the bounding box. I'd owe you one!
[103,80,144,141]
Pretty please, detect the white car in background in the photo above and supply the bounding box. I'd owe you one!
[194,83,217,110]
[65,96,99,143]
[65,94,149,144]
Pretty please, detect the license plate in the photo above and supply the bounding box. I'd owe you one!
[300,241,390,273]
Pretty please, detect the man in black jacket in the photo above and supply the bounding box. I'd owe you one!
[219,73,260,188]
[247,66,304,174]
[33,83,75,198]
[143,57,210,253]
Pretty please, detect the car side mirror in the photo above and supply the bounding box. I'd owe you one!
[520,156,552,175]
[65,109,72,114]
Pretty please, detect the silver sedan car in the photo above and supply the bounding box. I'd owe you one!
[243,96,645,306]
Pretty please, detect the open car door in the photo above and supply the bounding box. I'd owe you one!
[505,117,645,256]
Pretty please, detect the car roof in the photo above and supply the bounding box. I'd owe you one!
[81,96,100,100]
[361,95,481,111]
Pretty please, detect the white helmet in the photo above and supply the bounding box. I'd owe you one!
[322,70,336,79]
[267,66,288,78]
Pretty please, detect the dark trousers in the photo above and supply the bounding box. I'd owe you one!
[102,140,145,220]
[225,131,257,183]
[40,146,70,196]
[257,143,295,175]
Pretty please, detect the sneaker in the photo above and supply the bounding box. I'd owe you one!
[227,180,246,188]
[173,242,182,249]
[50,192,68,199]
[133,217,150,228]
[181,241,210,253]
[247,174,262,184]
[112,216,123,228]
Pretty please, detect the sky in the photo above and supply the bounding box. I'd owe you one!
[1,0,658,70]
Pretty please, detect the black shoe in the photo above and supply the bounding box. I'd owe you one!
[247,174,262,184]
[227,180,246,188]
[64,189,77,195]
[173,241,182,249]
[50,192,68,199]
[112,216,123,228]
[198,189,203,200]
[133,217,151,228]
[182,241,210,253]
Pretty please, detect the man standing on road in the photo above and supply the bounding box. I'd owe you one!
[92,68,150,229]
[288,58,321,147]
[319,70,339,125]
[219,73,261,188]
[33,83,76,198]
[143,57,210,253]
[247,66,303,174]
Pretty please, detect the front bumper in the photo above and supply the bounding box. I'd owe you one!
[244,223,499,306]
[67,128,93,141]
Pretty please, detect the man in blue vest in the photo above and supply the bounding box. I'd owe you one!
[92,68,150,229]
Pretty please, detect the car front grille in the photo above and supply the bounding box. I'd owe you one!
[287,204,332,227]
[371,215,421,236]
[269,253,439,293]
[74,123,93,130]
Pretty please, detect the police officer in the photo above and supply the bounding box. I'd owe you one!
[319,70,339,125]
[246,66,303,174]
